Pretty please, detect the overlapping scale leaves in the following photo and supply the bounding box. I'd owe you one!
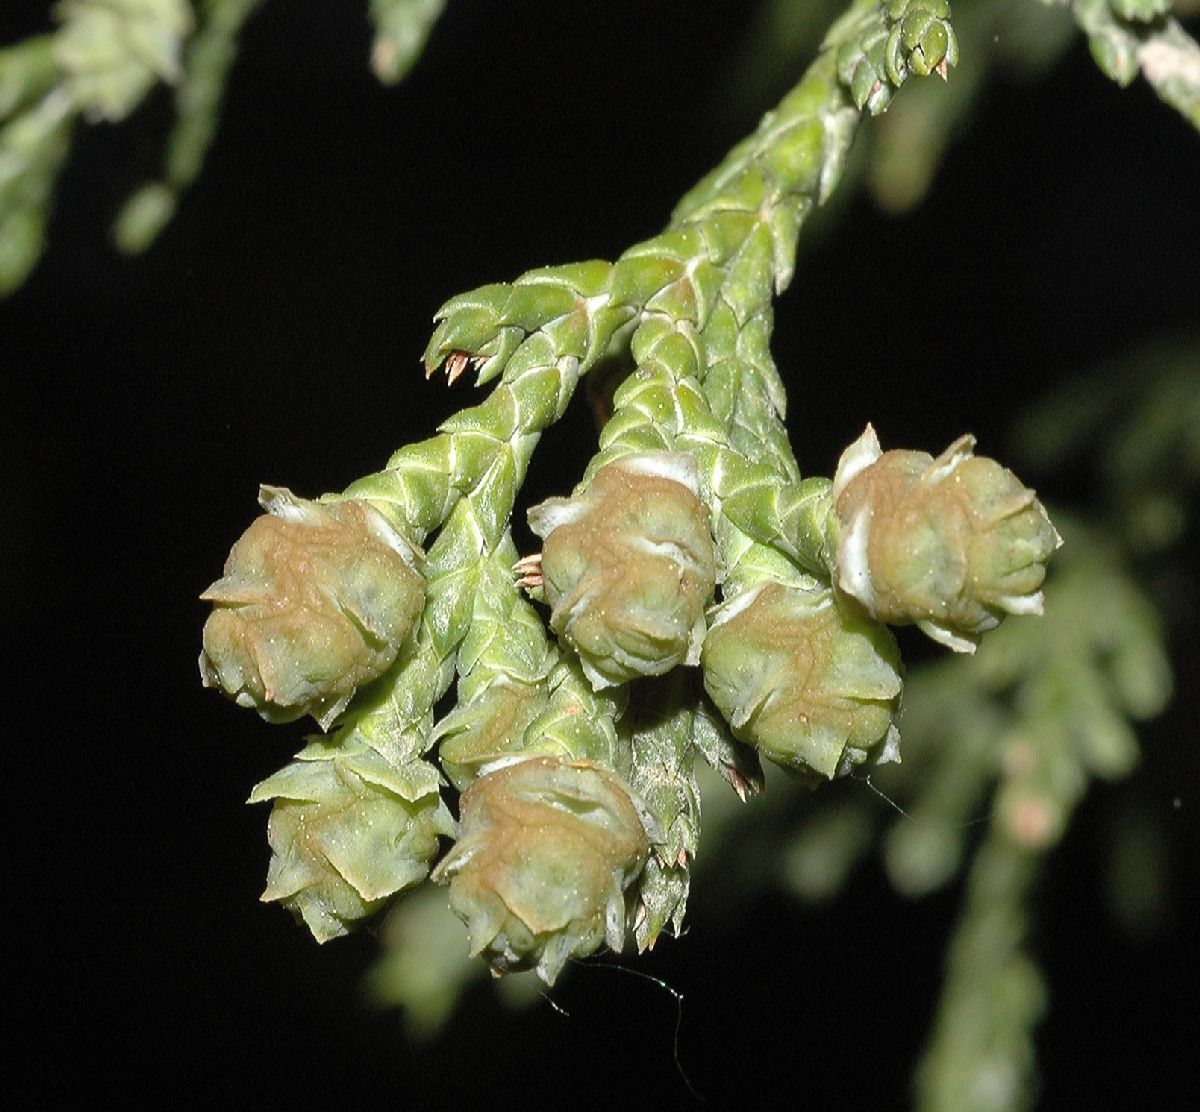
[831,0,957,113]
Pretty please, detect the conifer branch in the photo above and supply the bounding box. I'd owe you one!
[196,0,1066,1003]
[1065,0,1200,130]
[369,0,447,85]
[116,0,265,253]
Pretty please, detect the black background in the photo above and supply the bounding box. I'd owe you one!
[3,1,1198,1106]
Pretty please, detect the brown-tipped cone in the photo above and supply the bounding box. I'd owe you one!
[431,756,650,984]
[832,426,1061,653]
[200,488,424,727]
[702,580,904,780]
[528,453,716,689]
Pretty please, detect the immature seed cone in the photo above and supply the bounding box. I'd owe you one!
[528,453,717,689]
[702,580,903,780]
[431,756,651,984]
[200,487,424,727]
[832,426,1061,653]
[250,740,455,943]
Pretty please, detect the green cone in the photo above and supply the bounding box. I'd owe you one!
[249,738,455,943]
[832,426,1061,652]
[702,580,903,780]
[200,487,425,728]
[431,756,651,984]
[528,453,717,689]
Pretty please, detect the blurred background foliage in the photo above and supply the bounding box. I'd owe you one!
[3,1,1197,1108]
